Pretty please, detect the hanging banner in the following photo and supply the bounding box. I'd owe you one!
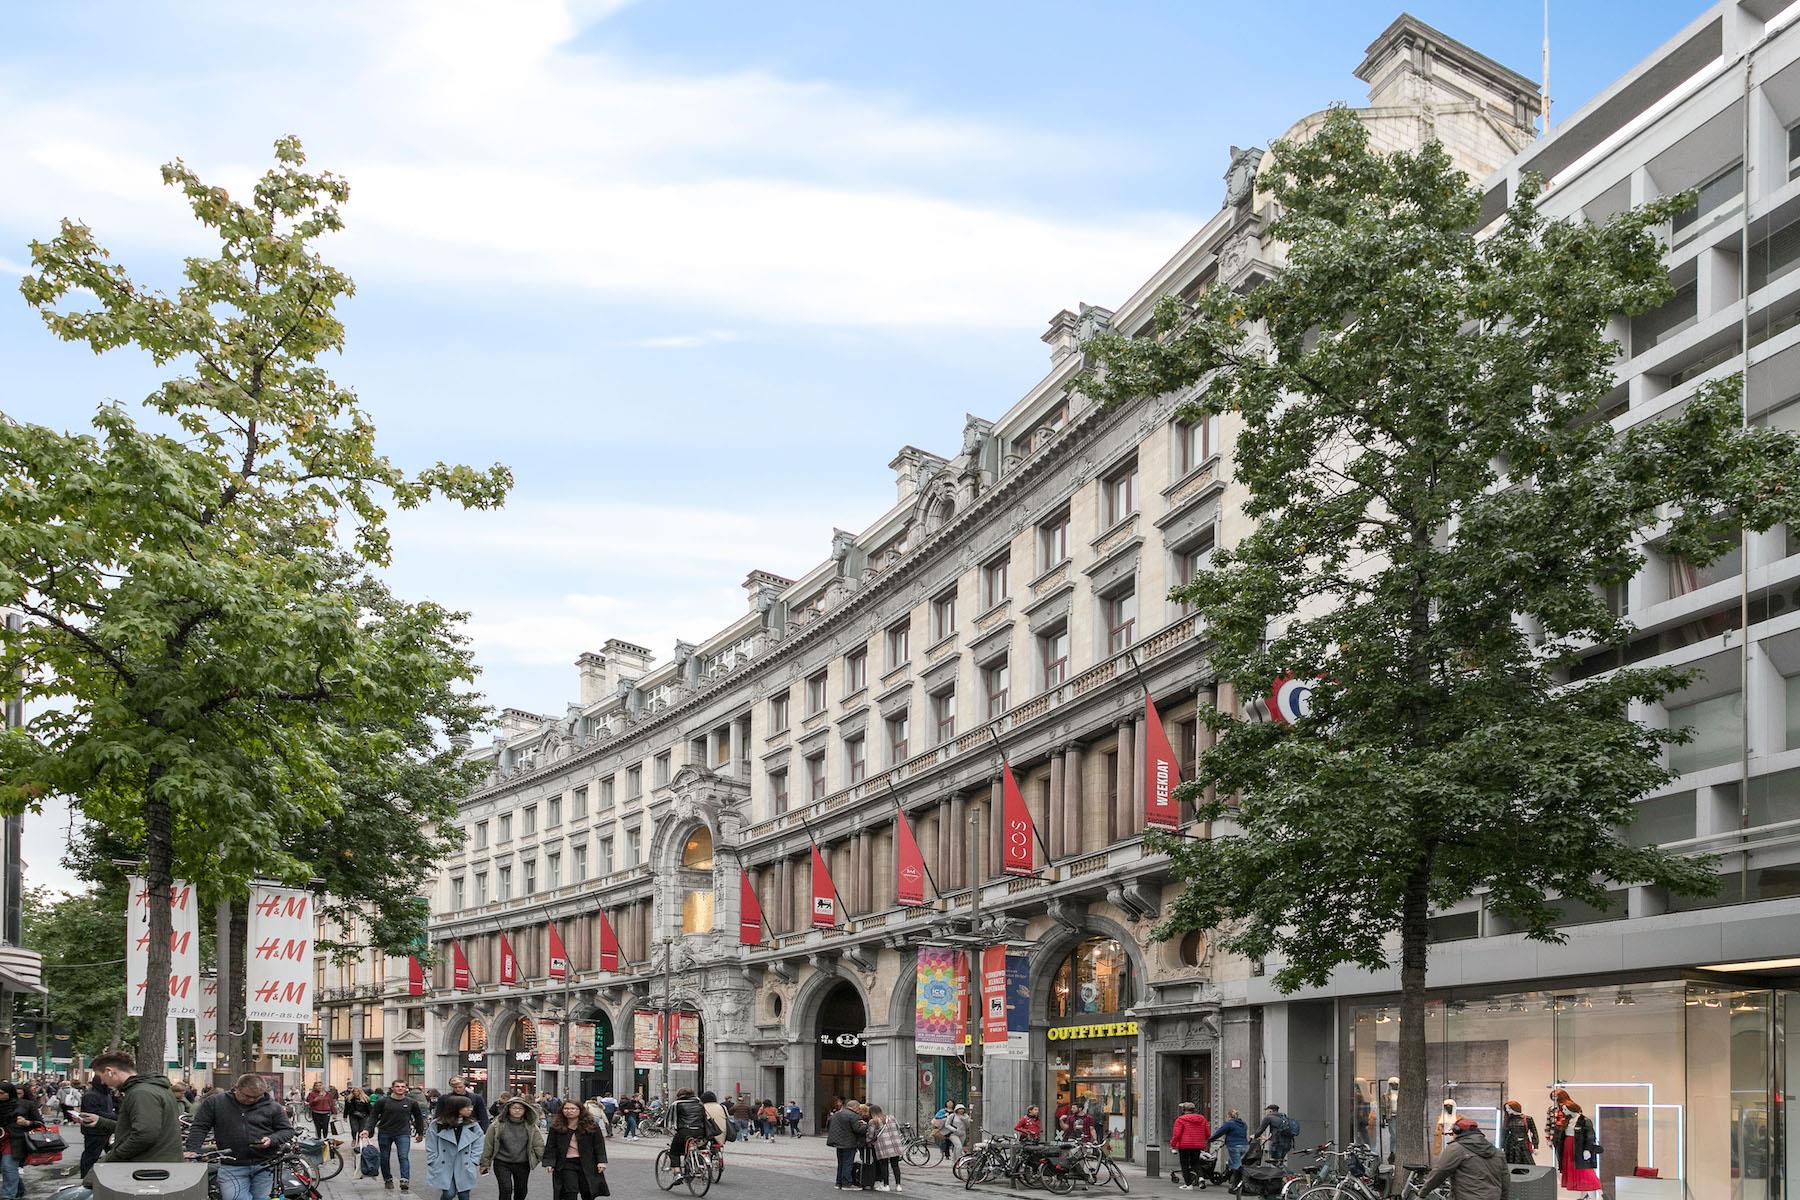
[499,934,519,986]
[571,1022,596,1069]
[245,886,311,1023]
[810,845,837,927]
[537,1019,562,1066]
[1005,954,1030,1057]
[738,871,764,946]
[548,924,569,980]
[452,943,472,991]
[914,947,962,1056]
[165,1013,181,1070]
[303,1036,325,1070]
[980,945,1008,1053]
[632,1010,662,1066]
[895,812,928,907]
[670,1012,700,1068]
[407,956,425,997]
[127,876,201,1018]
[599,913,620,973]
[196,975,218,1066]
[1000,762,1035,877]
[1144,693,1182,830]
[263,1022,300,1057]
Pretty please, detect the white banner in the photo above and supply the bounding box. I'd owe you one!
[195,976,218,1066]
[263,1022,300,1057]
[127,876,201,1018]
[245,886,313,1023]
[165,1013,182,1070]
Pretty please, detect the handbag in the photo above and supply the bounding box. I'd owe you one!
[25,1128,67,1154]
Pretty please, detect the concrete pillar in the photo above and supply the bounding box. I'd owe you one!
[947,794,966,889]
[729,719,746,779]
[989,779,1003,879]
[1047,752,1065,859]
[1063,744,1084,852]
[1114,720,1134,843]
[1132,718,1147,835]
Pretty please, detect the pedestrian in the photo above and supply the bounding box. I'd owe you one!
[665,1089,709,1181]
[344,1087,374,1136]
[699,1092,730,1148]
[1255,1104,1297,1164]
[481,1099,544,1200]
[59,1084,80,1117]
[1057,1103,1094,1143]
[182,1074,298,1200]
[0,1082,31,1200]
[368,1080,427,1191]
[867,1105,902,1193]
[447,1079,491,1132]
[544,1100,607,1200]
[785,1099,804,1138]
[756,1099,778,1142]
[70,1053,182,1166]
[1013,1106,1042,1142]
[1207,1110,1249,1184]
[941,1105,968,1163]
[598,1094,617,1136]
[426,1097,482,1200]
[1419,1116,1508,1200]
[78,1075,116,1176]
[1169,1101,1212,1190]
[729,1095,753,1142]
[306,1082,336,1139]
[1500,1100,1538,1166]
[615,1093,639,1140]
[824,1095,868,1190]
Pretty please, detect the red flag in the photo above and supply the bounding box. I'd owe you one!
[739,871,764,946]
[1001,761,1035,876]
[451,942,471,991]
[547,923,569,980]
[810,845,838,927]
[1144,692,1182,830]
[406,956,424,997]
[895,811,928,907]
[598,911,619,972]
[498,933,518,986]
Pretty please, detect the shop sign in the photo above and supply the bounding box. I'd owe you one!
[818,1032,862,1048]
[1045,1020,1139,1042]
[303,1036,326,1069]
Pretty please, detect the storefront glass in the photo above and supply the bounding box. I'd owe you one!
[1345,981,1795,1200]
[1051,938,1136,1020]
[1052,1044,1137,1159]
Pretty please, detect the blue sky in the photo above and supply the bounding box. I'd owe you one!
[2,0,1707,884]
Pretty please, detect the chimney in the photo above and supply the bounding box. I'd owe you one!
[576,652,608,705]
[1042,309,1080,363]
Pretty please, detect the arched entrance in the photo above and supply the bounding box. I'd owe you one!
[458,1019,490,1091]
[1044,935,1140,1158]
[813,981,868,1131]
[506,1017,539,1094]
[576,1008,616,1099]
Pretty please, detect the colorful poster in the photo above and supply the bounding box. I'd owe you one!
[499,934,518,986]
[895,812,927,906]
[914,947,962,1056]
[127,876,201,1018]
[1005,955,1030,1057]
[810,846,837,926]
[738,871,764,945]
[1000,763,1035,876]
[633,1010,662,1066]
[980,945,1008,1052]
[547,924,569,980]
[263,1022,300,1057]
[245,886,311,1023]
[1144,693,1182,830]
[571,1022,596,1068]
[599,913,620,972]
[452,942,472,990]
[537,1019,562,1066]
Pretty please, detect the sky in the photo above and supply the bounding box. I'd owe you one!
[1,0,1711,891]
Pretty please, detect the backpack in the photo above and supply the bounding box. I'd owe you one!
[1278,1114,1300,1139]
[359,1140,381,1178]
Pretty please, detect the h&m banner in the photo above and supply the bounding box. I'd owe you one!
[914,946,962,1056]
[196,975,219,1066]
[127,877,201,1018]
[263,1022,300,1057]
[632,1010,662,1066]
[245,886,312,1023]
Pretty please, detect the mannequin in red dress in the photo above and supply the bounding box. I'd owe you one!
[1547,1089,1601,1198]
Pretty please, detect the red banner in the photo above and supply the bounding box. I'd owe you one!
[547,923,569,980]
[811,845,838,927]
[1144,692,1182,830]
[980,945,1008,1050]
[451,942,471,991]
[1001,761,1035,876]
[739,871,765,945]
[599,912,620,972]
[498,933,518,986]
[407,956,424,997]
[895,810,928,906]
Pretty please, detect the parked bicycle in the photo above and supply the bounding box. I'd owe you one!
[896,1122,936,1168]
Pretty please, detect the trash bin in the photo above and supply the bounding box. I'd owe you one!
[88,1163,211,1200]
[1506,1163,1557,1200]
[1144,1144,1160,1179]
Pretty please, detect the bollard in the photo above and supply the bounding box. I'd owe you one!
[1144,1143,1160,1179]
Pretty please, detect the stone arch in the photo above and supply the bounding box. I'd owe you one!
[441,1009,490,1056]
[788,968,872,1044]
[650,812,718,874]
[1027,913,1151,1026]
[913,477,959,537]
[488,1003,538,1050]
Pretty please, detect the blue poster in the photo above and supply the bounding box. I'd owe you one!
[1005,955,1030,1057]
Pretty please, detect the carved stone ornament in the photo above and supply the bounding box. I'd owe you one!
[1071,455,1094,485]
[1222,145,1264,209]
[1219,235,1253,283]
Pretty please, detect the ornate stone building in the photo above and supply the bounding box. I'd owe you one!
[325,13,1541,1159]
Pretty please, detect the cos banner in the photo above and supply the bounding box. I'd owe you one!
[245,886,312,1023]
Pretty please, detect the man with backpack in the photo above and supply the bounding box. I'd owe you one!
[1255,1105,1299,1164]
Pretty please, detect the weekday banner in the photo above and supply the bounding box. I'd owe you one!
[1143,692,1182,830]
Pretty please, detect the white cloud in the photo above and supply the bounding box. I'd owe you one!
[619,330,741,350]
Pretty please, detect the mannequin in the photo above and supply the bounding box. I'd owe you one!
[1547,1088,1602,1199]
[1433,1100,1457,1156]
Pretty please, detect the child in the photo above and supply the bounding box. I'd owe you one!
[867,1105,903,1193]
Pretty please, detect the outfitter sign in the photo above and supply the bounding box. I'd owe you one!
[1045,1020,1139,1042]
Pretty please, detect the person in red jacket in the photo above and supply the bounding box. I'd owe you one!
[1013,1107,1042,1142]
[1169,1102,1213,1191]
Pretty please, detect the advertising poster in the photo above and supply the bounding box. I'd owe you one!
[633,1010,662,1066]
[980,945,1008,1053]
[571,1022,596,1068]
[537,1019,562,1066]
[263,1022,300,1057]
[914,946,962,1056]
[1005,955,1030,1057]
[245,886,311,1023]
[671,1012,700,1068]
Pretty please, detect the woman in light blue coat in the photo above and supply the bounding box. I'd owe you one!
[427,1096,483,1200]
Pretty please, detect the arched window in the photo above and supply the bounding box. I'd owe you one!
[1050,937,1136,1020]
[682,827,714,869]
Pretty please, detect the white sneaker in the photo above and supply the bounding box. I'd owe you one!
[875,1184,887,1192]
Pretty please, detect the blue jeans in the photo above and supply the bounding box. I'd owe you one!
[216,1162,274,1200]
[379,1132,414,1181]
[1225,1143,1246,1172]
[624,1114,639,1137]
[834,1148,858,1187]
[0,1154,19,1200]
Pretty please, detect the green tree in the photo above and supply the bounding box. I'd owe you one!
[22,885,132,1061]
[0,138,509,1069]
[1078,106,1800,1164]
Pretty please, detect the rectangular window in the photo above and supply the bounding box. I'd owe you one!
[547,796,561,827]
[450,876,466,910]
[1105,587,1138,653]
[573,844,588,882]
[771,769,790,815]
[599,777,615,809]
[1103,461,1139,526]
[846,735,867,785]
[887,621,911,669]
[931,590,958,642]
[1630,281,1697,354]
[932,688,957,745]
[1040,627,1070,689]
[888,712,910,764]
[1176,414,1220,473]
[522,806,537,836]
[600,838,614,876]
[654,752,671,787]
[627,765,643,798]
[1790,123,1800,181]
[497,865,512,902]
[1173,540,1213,610]
[1666,541,1743,597]
[769,692,790,734]
[498,814,512,842]
[1671,160,1743,236]
[983,658,1010,718]
[807,671,829,715]
[547,853,561,890]
[474,821,489,850]
[982,555,1011,607]
[475,872,489,905]
[522,858,536,894]
[625,830,641,867]
[572,786,587,818]
[1039,511,1070,569]
[845,649,868,695]
[807,752,828,802]
[1667,692,1745,775]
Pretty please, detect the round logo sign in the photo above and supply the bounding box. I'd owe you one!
[923,978,953,1006]
[1268,674,1315,724]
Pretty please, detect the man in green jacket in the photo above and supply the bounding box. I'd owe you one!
[72,1053,184,1165]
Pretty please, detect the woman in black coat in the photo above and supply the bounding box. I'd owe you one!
[543,1100,608,1200]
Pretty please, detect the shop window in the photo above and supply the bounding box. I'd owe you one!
[1666,692,1744,775]
[682,827,714,869]
[1050,937,1137,1019]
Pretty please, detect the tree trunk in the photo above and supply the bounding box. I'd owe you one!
[229,898,252,1076]
[1396,866,1431,1171]
[138,779,173,1072]
[109,991,126,1053]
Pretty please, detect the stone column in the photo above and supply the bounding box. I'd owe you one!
[875,823,895,908]
[1047,752,1065,859]
[937,799,955,887]
[1114,720,1134,844]
[1132,717,1148,836]
[777,856,793,933]
[833,842,852,915]
[922,808,941,889]
[729,719,746,780]
[989,779,1004,879]
[1195,687,1217,811]
[1063,744,1085,853]
[851,830,868,914]
[947,794,967,889]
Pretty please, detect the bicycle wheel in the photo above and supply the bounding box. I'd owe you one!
[315,1144,345,1181]
[1103,1158,1129,1193]
[685,1152,712,1197]
[655,1150,682,1192]
[709,1150,724,1182]
[952,1153,975,1182]
[904,1142,932,1168]
[1038,1166,1075,1196]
